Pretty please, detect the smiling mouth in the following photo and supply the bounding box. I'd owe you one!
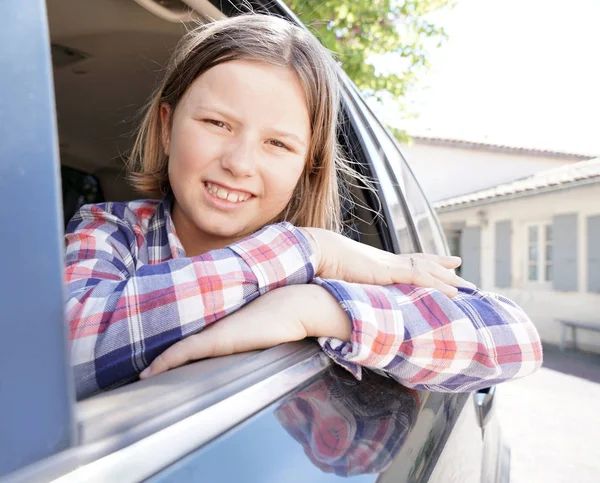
[203,181,253,204]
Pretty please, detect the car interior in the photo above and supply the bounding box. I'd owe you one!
[47,0,391,459]
[49,0,385,247]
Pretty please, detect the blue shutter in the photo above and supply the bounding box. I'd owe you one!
[552,214,578,291]
[495,221,512,288]
[588,215,600,293]
[461,227,481,287]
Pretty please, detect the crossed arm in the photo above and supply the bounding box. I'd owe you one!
[66,203,542,398]
[141,279,543,393]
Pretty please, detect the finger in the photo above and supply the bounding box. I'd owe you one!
[411,253,462,269]
[140,336,197,379]
[455,276,477,289]
[412,268,459,298]
[424,262,477,290]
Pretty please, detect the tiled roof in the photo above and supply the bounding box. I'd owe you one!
[434,157,600,211]
[411,135,597,161]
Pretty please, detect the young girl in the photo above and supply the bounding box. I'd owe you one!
[65,14,542,399]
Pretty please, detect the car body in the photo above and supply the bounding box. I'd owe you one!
[0,0,509,482]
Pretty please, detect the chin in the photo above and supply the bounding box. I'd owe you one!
[197,217,255,240]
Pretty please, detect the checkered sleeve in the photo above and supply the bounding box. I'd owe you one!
[65,205,315,399]
[314,280,543,392]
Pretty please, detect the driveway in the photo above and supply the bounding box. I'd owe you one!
[496,344,600,482]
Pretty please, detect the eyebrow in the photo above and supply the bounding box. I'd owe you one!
[194,104,308,149]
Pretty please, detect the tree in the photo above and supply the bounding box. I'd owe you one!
[287,0,453,123]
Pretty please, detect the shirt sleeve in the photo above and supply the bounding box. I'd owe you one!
[65,204,316,399]
[313,279,543,392]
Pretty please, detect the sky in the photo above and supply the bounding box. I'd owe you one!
[369,0,600,156]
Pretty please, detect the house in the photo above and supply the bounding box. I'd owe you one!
[432,158,600,353]
[400,134,595,202]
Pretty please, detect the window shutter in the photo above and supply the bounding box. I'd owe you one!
[588,215,600,293]
[552,214,578,291]
[495,220,512,287]
[461,227,481,287]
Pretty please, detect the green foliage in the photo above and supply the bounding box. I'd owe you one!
[287,0,453,106]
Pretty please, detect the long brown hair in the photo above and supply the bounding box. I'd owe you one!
[128,13,364,233]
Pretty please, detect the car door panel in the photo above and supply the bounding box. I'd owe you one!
[0,0,74,478]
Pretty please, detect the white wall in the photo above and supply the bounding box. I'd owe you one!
[438,183,600,354]
[399,143,577,202]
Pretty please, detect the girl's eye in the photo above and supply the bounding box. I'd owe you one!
[268,139,290,150]
[206,119,227,129]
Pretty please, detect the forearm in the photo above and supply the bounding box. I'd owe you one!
[141,284,352,378]
[293,284,352,342]
[185,284,351,356]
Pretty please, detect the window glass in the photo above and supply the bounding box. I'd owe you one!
[527,223,552,282]
[353,97,448,255]
[342,90,416,253]
[545,225,553,281]
[446,230,462,276]
[529,226,538,243]
[528,225,539,281]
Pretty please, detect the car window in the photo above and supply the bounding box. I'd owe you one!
[349,89,449,256]
[341,86,418,254]
[397,163,449,256]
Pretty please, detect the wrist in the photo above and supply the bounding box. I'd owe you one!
[292,284,351,342]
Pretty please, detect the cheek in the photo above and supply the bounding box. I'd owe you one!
[169,122,216,176]
[261,162,304,206]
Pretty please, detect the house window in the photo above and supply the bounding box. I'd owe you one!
[527,223,553,282]
[545,225,553,281]
[446,230,462,276]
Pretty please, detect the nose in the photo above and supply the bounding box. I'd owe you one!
[220,137,258,178]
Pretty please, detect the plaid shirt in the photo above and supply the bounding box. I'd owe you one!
[65,197,542,399]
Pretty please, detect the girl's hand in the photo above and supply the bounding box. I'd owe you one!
[301,227,474,298]
[139,285,349,379]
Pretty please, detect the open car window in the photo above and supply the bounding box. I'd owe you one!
[348,87,449,256]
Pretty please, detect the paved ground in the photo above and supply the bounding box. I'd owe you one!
[495,344,600,482]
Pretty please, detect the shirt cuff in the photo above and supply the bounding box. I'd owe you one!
[313,278,406,374]
[228,222,316,295]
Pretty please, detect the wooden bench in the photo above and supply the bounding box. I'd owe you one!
[558,319,600,351]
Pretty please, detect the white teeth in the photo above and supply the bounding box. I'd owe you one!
[205,182,250,203]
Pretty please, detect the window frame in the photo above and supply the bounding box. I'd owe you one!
[344,83,450,256]
[342,84,421,254]
[524,221,553,287]
[0,0,75,479]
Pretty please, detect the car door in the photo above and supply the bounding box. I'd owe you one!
[1,1,506,482]
[0,0,75,478]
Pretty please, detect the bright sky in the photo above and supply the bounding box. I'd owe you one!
[370,0,600,156]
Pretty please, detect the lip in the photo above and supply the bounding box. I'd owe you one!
[202,181,255,211]
[204,180,255,197]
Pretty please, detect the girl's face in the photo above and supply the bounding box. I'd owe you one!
[161,59,311,255]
